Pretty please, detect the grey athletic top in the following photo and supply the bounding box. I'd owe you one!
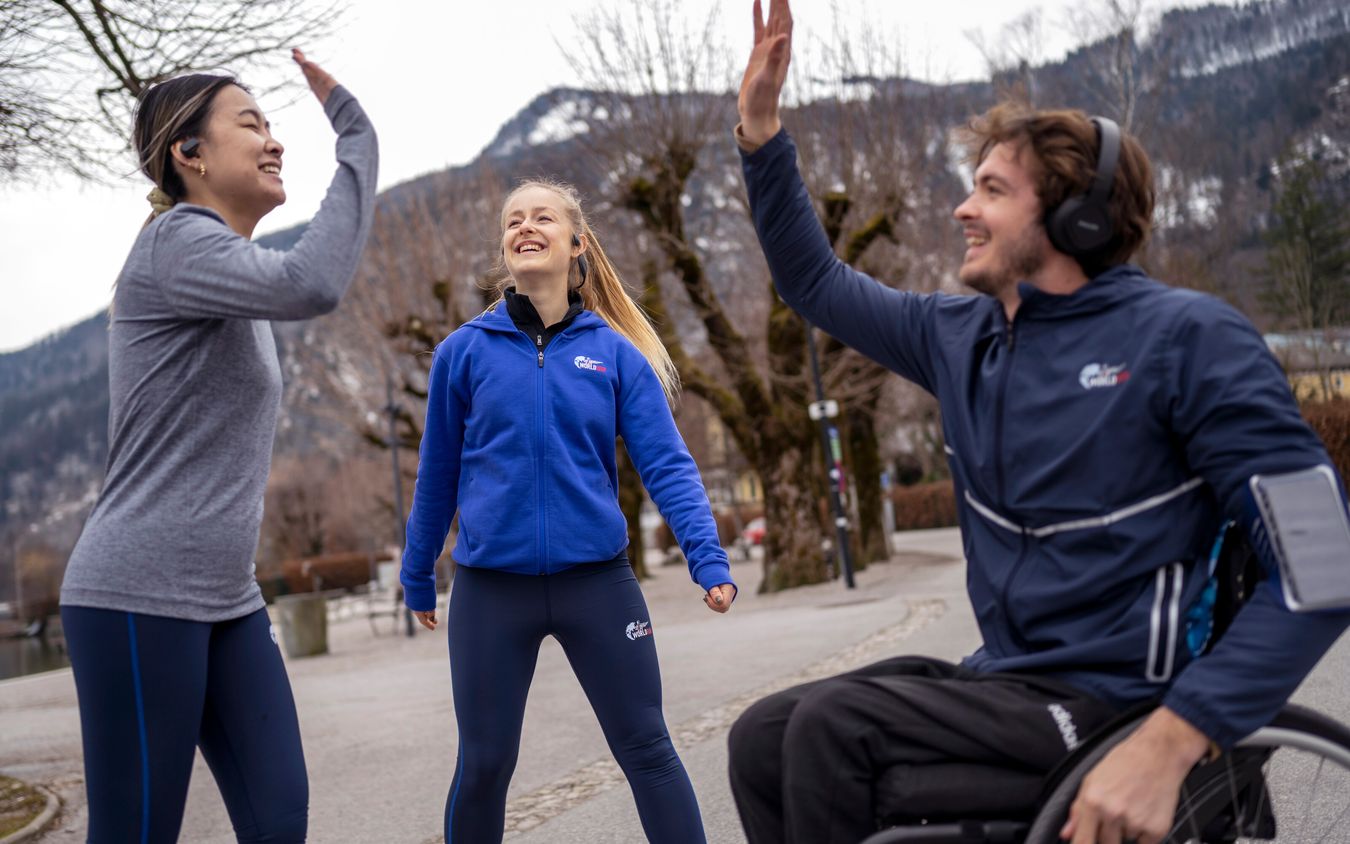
[60,86,378,622]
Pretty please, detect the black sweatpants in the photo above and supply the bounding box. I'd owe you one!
[727,656,1120,844]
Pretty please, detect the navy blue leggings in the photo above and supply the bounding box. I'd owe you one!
[61,606,307,843]
[445,559,704,843]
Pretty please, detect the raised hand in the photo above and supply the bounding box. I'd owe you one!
[292,48,338,106]
[737,0,793,146]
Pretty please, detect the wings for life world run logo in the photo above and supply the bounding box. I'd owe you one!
[1079,362,1130,390]
[625,620,652,640]
[574,355,607,372]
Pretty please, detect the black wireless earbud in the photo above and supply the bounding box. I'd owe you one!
[572,234,589,286]
[1045,116,1120,259]
[179,137,201,158]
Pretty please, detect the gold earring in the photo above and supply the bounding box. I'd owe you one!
[197,162,207,177]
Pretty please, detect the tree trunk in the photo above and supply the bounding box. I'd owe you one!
[758,442,831,591]
[617,440,648,579]
[845,408,890,564]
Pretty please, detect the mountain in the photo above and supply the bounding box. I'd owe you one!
[2,0,1346,572]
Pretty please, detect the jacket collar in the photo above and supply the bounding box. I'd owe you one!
[503,287,583,333]
[1015,264,1156,320]
[467,292,605,336]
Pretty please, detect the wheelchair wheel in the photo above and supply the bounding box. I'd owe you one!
[1024,704,1350,843]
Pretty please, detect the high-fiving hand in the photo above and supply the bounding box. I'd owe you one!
[292,48,338,106]
[738,0,794,147]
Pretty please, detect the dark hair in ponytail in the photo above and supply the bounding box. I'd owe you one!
[133,74,245,211]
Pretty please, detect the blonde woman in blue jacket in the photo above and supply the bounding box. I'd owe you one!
[399,179,736,844]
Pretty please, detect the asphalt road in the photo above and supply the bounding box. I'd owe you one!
[2,528,1346,843]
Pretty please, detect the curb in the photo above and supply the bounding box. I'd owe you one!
[0,785,60,844]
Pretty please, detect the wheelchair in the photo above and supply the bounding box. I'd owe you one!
[861,525,1350,844]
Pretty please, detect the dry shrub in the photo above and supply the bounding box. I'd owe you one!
[281,549,396,594]
[890,481,958,531]
[1303,399,1350,484]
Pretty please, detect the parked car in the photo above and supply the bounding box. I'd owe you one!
[741,517,766,546]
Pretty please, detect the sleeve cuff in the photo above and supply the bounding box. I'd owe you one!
[323,85,354,120]
[693,560,735,596]
[735,124,791,159]
[1162,687,1240,750]
[400,569,437,613]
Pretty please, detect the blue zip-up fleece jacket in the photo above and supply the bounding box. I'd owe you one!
[743,129,1349,748]
[400,302,732,612]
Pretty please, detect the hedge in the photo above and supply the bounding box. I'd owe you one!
[1304,399,1349,483]
[889,480,959,530]
[280,549,396,594]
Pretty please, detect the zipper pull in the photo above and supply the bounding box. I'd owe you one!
[538,350,544,367]
[536,333,545,367]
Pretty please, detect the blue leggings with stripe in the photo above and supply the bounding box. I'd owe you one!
[445,559,704,843]
[61,606,307,843]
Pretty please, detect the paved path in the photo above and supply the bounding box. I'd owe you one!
[2,528,1346,843]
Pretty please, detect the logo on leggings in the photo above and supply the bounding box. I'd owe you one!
[1048,703,1081,750]
[625,620,652,640]
[269,624,279,646]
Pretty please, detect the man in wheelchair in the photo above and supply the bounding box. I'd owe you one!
[727,2,1350,842]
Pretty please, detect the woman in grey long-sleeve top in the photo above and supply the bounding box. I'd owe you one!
[58,50,377,843]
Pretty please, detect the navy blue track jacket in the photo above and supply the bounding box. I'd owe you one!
[400,302,733,613]
[742,129,1349,748]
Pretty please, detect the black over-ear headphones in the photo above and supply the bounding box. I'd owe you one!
[571,234,589,286]
[1045,116,1120,258]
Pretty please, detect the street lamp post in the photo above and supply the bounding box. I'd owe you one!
[386,375,415,637]
[805,321,856,589]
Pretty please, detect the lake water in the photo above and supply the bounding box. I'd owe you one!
[0,635,69,681]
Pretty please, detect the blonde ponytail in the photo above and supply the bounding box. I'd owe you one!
[495,179,681,403]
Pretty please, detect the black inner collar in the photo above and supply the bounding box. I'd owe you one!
[504,287,583,350]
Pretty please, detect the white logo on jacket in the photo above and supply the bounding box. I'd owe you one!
[1079,362,1131,390]
[574,355,608,372]
[625,620,652,640]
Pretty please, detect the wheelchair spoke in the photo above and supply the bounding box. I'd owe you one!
[1236,745,1350,843]
[1167,779,1206,843]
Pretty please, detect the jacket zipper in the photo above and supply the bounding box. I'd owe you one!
[534,332,548,573]
[993,314,1017,517]
[994,314,1024,641]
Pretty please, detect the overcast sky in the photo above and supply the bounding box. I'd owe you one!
[0,0,1225,352]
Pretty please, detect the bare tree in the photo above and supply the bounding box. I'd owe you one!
[788,17,965,566]
[562,0,849,591]
[0,0,341,183]
[1063,0,1173,135]
[965,8,1047,104]
[560,0,967,587]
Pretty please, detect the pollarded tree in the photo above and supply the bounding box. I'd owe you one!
[0,0,341,183]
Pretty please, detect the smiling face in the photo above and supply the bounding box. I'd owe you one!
[952,141,1053,300]
[178,84,286,219]
[500,185,583,287]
